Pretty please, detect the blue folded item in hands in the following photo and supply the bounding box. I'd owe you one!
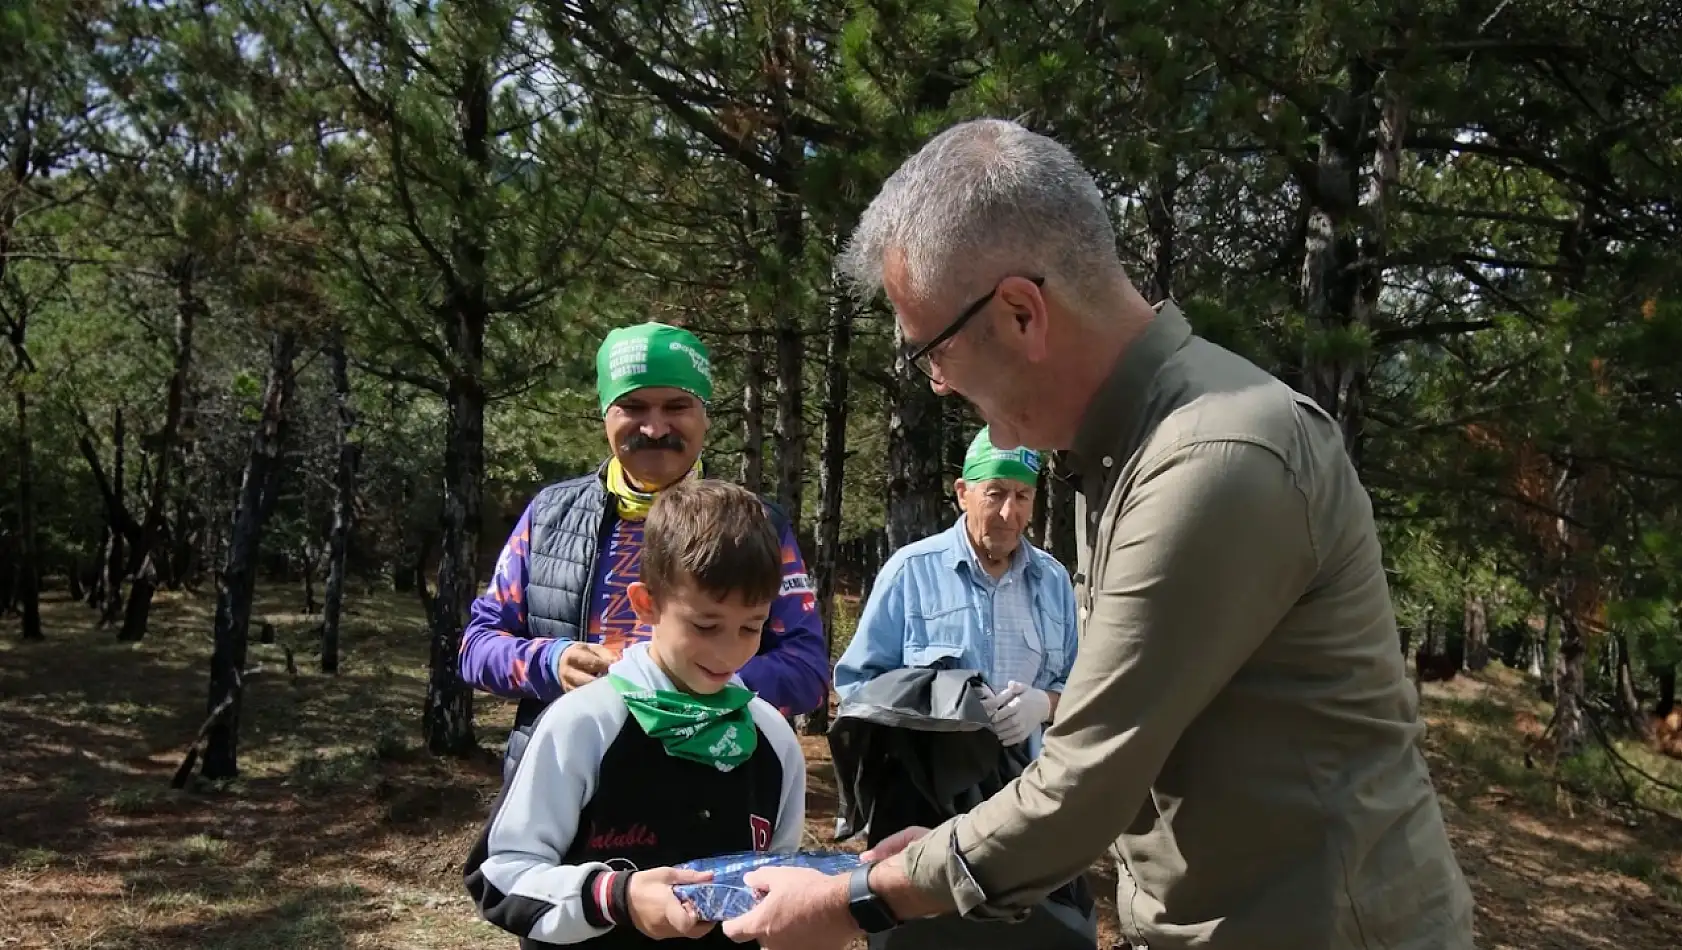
[672,850,864,921]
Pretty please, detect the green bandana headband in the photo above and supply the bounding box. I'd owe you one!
[608,674,757,771]
[962,426,1041,486]
[596,322,714,416]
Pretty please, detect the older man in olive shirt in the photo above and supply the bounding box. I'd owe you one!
[723,120,1474,950]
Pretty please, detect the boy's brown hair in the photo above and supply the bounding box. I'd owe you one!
[642,479,783,605]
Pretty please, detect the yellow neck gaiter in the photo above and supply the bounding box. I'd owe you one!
[605,456,703,520]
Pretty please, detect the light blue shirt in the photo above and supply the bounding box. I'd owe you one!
[835,519,1080,747]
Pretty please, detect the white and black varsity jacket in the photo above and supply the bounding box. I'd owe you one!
[464,642,806,948]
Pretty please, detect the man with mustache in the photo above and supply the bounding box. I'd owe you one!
[460,321,830,779]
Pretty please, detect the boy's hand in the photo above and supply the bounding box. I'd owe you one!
[627,868,715,940]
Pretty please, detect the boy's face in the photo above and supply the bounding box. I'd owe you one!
[628,579,769,695]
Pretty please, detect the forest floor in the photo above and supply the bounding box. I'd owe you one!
[2,588,1681,949]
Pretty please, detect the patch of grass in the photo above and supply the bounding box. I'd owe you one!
[1600,849,1682,902]
[139,833,233,867]
[1608,738,1682,816]
[285,747,376,794]
[829,596,861,660]
[193,890,359,950]
[1555,746,1639,805]
[104,785,169,815]
[1423,679,1682,822]
[1434,726,1556,810]
[144,889,214,912]
[372,721,419,762]
[126,866,270,904]
[1431,694,1512,729]
[13,846,57,871]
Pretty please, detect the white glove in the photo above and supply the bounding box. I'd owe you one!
[982,680,1052,747]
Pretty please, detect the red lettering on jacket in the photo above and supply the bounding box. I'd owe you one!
[588,823,659,851]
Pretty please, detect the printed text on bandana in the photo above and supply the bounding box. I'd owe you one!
[609,339,648,379]
[670,340,711,379]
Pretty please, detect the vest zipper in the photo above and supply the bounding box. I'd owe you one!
[577,494,610,649]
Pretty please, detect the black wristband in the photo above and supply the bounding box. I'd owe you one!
[609,869,634,926]
[580,869,613,928]
[847,863,899,934]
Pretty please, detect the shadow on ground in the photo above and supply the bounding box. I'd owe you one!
[4,591,1681,949]
[0,589,512,950]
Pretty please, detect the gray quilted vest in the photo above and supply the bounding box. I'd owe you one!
[503,469,792,777]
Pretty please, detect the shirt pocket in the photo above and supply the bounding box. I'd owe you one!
[903,641,970,671]
[906,603,977,671]
[1034,597,1069,685]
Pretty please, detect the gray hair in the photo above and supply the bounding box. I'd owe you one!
[837,119,1120,312]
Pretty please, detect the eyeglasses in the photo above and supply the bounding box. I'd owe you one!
[903,276,1045,381]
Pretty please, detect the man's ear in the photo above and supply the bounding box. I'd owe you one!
[628,582,660,624]
[953,478,970,512]
[998,275,1050,362]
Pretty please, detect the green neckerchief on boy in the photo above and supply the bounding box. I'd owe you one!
[608,674,758,771]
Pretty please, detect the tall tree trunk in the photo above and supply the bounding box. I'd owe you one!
[1653,662,1676,717]
[1421,606,1441,657]
[1536,610,1556,699]
[773,316,803,522]
[768,18,805,527]
[1527,612,1547,679]
[321,328,356,675]
[740,326,765,493]
[427,371,484,755]
[772,194,804,527]
[1298,63,1401,470]
[423,55,491,757]
[168,482,198,590]
[1613,633,1646,734]
[1030,465,1048,546]
[807,291,853,735]
[1542,212,1598,754]
[0,545,12,617]
[1551,609,1589,758]
[15,389,41,641]
[201,330,298,780]
[885,328,945,553]
[102,407,126,625]
[1462,591,1489,671]
[120,262,199,642]
[1044,454,1077,571]
[1143,165,1178,302]
[943,401,970,484]
[300,543,318,614]
[2,84,41,641]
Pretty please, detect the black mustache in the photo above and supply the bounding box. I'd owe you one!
[621,433,686,453]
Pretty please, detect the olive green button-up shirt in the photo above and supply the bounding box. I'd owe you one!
[900,302,1473,949]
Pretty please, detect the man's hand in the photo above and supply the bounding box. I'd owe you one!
[983,680,1052,746]
[860,826,931,863]
[557,643,616,691]
[722,866,854,949]
[627,868,716,940]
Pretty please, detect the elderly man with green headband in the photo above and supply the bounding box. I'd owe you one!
[461,321,830,780]
[835,426,1079,752]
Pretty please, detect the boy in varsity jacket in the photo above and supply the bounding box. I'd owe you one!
[465,479,807,948]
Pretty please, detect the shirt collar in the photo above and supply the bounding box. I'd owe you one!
[1067,299,1192,482]
[944,517,1036,580]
